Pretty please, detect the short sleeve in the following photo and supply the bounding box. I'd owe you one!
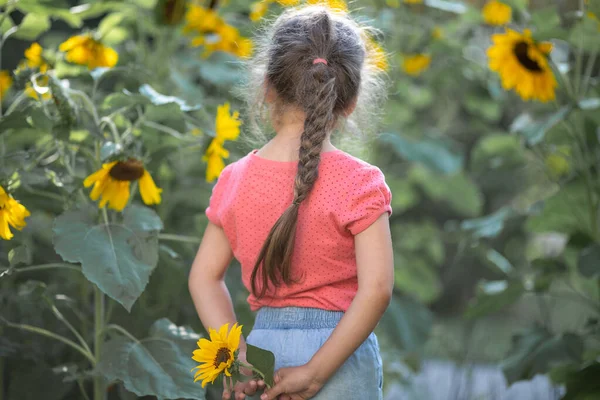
[205,165,233,227]
[343,166,393,235]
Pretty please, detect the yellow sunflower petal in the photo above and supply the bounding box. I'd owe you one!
[138,170,162,206]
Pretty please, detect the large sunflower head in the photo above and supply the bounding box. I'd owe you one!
[487,28,556,102]
[83,159,162,212]
[191,323,243,388]
[0,185,31,241]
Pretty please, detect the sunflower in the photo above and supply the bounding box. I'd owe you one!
[488,29,556,102]
[250,0,270,21]
[0,70,12,100]
[59,34,118,70]
[203,103,242,182]
[183,4,223,34]
[404,0,423,4]
[402,54,431,76]
[432,27,443,40]
[277,0,301,5]
[83,159,162,212]
[16,43,50,73]
[482,0,512,26]
[366,38,389,72]
[26,75,52,101]
[307,0,348,12]
[0,185,30,241]
[191,323,243,388]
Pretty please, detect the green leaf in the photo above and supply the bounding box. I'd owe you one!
[16,3,83,28]
[9,245,32,267]
[501,327,584,385]
[69,2,125,19]
[394,254,442,304]
[100,141,122,161]
[470,134,526,173]
[526,181,590,236]
[138,84,201,112]
[530,6,567,41]
[14,13,51,40]
[149,318,202,352]
[28,107,54,133]
[0,110,34,131]
[98,12,128,38]
[409,166,483,217]
[246,344,275,387]
[387,178,419,214]
[465,280,524,319]
[95,331,205,399]
[561,362,600,400]
[102,92,151,113]
[0,15,14,35]
[569,18,600,52]
[511,106,571,145]
[53,206,163,311]
[380,295,433,352]
[578,244,600,278]
[379,133,463,174]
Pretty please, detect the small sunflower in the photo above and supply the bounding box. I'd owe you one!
[0,70,12,100]
[84,159,162,212]
[488,28,556,102]
[277,0,301,5]
[203,103,242,182]
[0,185,31,241]
[191,323,243,388]
[25,75,52,101]
[402,54,431,76]
[404,0,423,4]
[306,0,348,12]
[366,38,389,72]
[59,34,118,70]
[17,43,50,73]
[250,0,270,21]
[183,4,223,34]
[482,0,512,26]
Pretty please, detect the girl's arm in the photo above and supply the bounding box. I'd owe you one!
[188,221,248,352]
[261,213,394,399]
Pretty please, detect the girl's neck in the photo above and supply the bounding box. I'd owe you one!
[258,111,336,162]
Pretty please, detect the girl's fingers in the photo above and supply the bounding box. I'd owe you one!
[244,380,258,395]
[235,391,246,400]
[257,380,266,389]
[222,377,231,400]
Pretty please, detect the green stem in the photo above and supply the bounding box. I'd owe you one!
[4,91,28,116]
[2,319,96,364]
[237,361,266,381]
[158,233,201,243]
[100,324,140,343]
[94,285,105,400]
[0,263,81,277]
[77,379,91,400]
[23,188,63,202]
[50,304,93,356]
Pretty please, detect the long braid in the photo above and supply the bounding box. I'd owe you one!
[249,7,365,298]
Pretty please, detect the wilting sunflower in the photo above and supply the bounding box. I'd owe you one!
[191,323,243,388]
[59,33,118,70]
[0,70,12,100]
[482,0,512,26]
[0,185,30,241]
[488,29,556,102]
[84,159,162,212]
[402,54,431,76]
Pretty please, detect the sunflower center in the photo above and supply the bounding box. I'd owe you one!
[109,160,145,181]
[213,347,231,367]
[513,42,543,72]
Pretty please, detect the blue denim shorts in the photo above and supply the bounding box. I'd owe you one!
[245,307,383,400]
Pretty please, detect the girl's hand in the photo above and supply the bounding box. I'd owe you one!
[222,351,266,400]
[260,364,324,400]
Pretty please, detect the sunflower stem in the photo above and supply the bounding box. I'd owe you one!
[158,233,201,243]
[581,42,598,98]
[1,318,96,364]
[0,262,81,277]
[93,285,106,400]
[49,303,93,357]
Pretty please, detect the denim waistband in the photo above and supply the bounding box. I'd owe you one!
[253,307,344,329]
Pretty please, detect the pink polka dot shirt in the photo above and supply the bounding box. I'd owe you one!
[205,148,393,312]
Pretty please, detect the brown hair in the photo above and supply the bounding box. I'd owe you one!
[242,6,385,298]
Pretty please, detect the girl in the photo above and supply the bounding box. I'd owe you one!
[188,4,394,400]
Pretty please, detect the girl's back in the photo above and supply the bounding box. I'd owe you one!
[206,148,391,311]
